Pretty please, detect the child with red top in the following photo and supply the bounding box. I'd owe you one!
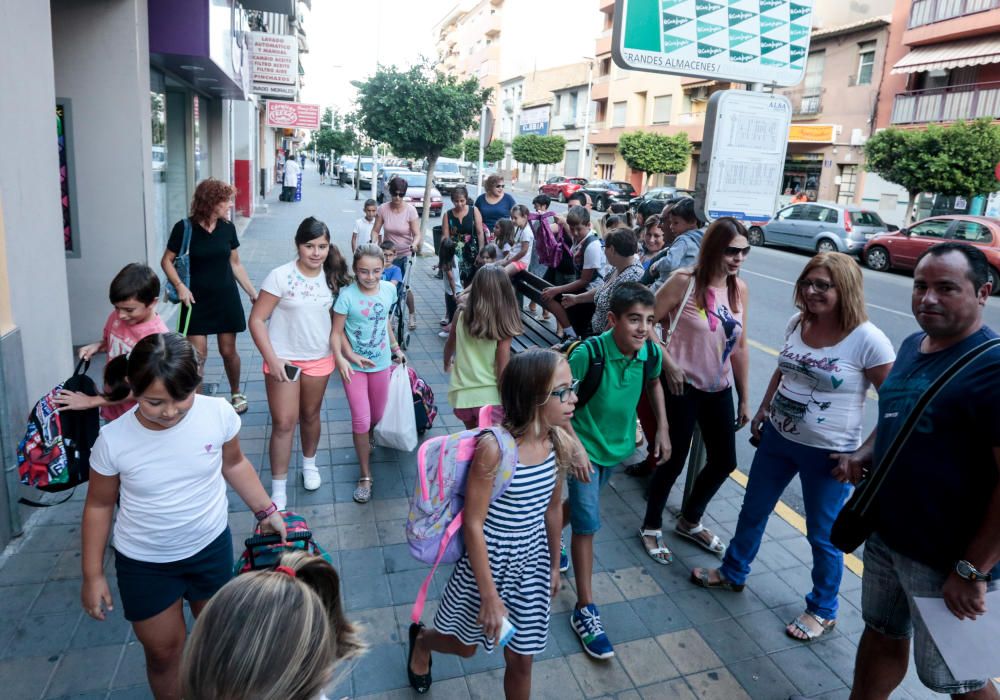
[56,263,168,420]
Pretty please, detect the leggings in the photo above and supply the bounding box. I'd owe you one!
[343,367,393,433]
[643,384,737,529]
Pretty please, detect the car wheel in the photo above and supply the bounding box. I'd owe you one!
[989,267,1000,295]
[816,239,837,254]
[865,246,890,271]
[747,227,765,246]
[595,197,607,212]
[558,192,566,203]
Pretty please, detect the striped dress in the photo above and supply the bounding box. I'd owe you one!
[433,452,557,655]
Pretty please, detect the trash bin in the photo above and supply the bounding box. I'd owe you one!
[432,225,443,255]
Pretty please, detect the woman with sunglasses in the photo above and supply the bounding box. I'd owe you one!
[474,174,516,241]
[691,252,894,642]
[638,218,751,565]
[371,176,422,330]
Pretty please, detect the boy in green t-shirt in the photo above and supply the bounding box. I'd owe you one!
[564,282,670,659]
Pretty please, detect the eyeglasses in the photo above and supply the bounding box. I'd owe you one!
[549,379,580,403]
[725,246,751,258]
[495,184,505,189]
[798,279,835,293]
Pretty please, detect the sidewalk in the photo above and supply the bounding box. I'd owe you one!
[0,170,944,700]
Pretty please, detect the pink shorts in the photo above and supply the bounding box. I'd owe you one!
[262,355,335,378]
[508,260,528,273]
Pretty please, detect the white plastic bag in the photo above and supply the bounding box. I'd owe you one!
[373,364,418,452]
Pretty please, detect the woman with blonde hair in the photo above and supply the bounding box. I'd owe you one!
[181,551,364,700]
[691,252,894,643]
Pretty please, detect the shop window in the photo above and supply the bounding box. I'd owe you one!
[856,41,875,86]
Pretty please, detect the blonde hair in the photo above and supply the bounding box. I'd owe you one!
[181,552,365,700]
[462,265,523,340]
[794,252,868,331]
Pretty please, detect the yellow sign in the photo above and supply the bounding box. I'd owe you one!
[788,124,835,143]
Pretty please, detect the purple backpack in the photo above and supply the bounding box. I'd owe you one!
[529,211,572,269]
[407,426,518,622]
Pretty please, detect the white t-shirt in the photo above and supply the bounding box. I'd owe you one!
[283,159,300,187]
[575,235,608,291]
[90,395,241,562]
[442,257,463,296]
[512,224,534,262]
[353,217,375,245]
[769,314,895,451]
[260,260,335,360]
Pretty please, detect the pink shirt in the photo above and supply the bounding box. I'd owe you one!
[101,311,169,421]
[669,285,743,393]
[377,202,418,257]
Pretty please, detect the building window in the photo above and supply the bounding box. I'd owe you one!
[612,100,627,127]
[652,95,672,124]
[801,50,825,114]
[599,57,611,77]
[856,41,876,85]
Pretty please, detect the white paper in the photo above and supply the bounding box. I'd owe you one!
[913,591,1000,681]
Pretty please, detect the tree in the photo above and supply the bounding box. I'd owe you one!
[511,134,567,185]
[865,119,1000,222]
[442,137,503,163]
[308,108,358,161]
[353,63,489,236]
[617,131,691,188]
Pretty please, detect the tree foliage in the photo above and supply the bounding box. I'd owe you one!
[617,131,691,187]
[353,63,489,233]
[442,137,504,162]
[308,107,357,157]
[511,134,567,165]
[865,119,1000,221]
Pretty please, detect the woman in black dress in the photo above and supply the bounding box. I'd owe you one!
[161,179,257,414]
[441,185,483,286]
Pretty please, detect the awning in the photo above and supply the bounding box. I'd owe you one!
[891,36,1000,74]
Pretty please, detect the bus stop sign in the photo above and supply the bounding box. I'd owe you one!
[612,0,814,86]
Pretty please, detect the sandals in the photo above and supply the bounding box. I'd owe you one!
[786,611,836,642]
[690,567,744,592]
[639,529,673,565]
[230,393,249,415]
[407,622,432,693]
[353,477,373,504]
[675,521,726,556]
[409,317,418,330]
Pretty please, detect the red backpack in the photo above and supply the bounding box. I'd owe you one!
[529,211,573,269]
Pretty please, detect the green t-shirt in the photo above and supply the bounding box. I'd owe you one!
[569,330,661,467]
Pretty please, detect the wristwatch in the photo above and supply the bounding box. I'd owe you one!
[955,560,993,582]
[255,502,279,522]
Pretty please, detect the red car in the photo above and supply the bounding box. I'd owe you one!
[538,176,588,203]
[863,215,1000,291]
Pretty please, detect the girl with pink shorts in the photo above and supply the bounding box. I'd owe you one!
[332,243,405,504]
[250,217,350,510]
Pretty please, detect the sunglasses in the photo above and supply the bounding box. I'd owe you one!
[494,184,505,189]
[549,379,580,404]
[725,246,751,258]
[798,279,835,293]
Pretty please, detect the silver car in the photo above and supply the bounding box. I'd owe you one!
[750,202,888,255]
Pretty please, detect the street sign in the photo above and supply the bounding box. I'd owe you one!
[694,90,792,223]
[611,0,813,86]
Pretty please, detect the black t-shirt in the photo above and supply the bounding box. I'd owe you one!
[873,326,1000,575]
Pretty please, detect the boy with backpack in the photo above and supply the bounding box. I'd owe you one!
[563,282,671,660]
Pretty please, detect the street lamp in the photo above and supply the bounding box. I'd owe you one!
[580,56,594,179]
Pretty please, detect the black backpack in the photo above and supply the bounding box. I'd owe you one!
[561,336,660,409]
[17,359,100,506]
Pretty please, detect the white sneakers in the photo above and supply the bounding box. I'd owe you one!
[302,466,321,491]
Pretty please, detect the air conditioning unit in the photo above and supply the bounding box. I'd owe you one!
[689,86,709,102]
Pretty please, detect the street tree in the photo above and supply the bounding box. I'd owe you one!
[443,137,503,163]
[353,63,489,236]
[511,134,567,185]
[309,108,358,163]
[617,131,691,188]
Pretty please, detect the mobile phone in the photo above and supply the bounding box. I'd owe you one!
[498,617,517,648]
[284,364,302,382]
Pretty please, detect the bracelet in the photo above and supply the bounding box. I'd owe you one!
[254,502,279,521]
[391,345,401,352]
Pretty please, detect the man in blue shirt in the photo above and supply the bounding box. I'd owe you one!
[836,243,1000,699]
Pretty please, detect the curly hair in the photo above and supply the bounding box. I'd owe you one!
[190,178,237,223]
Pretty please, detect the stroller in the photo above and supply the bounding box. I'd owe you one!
[388,254,413,350]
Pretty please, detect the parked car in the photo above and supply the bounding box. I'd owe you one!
[750,202,888,256]
[429,158,465,195]
[386,171,443,216]
[628,186,694,213]
[579,180,637,211]
[538,176,588,203]
[376,167,411,203]
[863,215,1000,290]
[338,156,357,185]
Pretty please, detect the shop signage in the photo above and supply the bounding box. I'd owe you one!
[249,32,298,85]
[254,82,298,99]
[788,124,835,143]
[266,101,321,130]
[518,106,550,136]
[612,0,814,86]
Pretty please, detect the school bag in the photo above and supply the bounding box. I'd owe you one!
[559,336,660,410]
[17,359,100,506]
[407,426,518,622]
[529,211,573,269]
[234,511,334,574]
[164,218,192,304]
[407,365,437,434]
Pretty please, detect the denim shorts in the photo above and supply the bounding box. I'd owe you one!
[862,532,997,694]
[567,463,615,535]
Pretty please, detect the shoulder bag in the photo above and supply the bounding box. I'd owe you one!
[662,276,696,351]
[165,218,192,304]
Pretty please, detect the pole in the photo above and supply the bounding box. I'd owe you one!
[580,60,593,179]
[477,102,487,194]
[372,142,378,203]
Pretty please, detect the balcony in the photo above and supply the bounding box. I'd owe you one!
[591,77,609,101]
[600,0,615,13]
[909,0,998,28]
[596,30,612,56]
[890,81,1000,124]
[775,86,824,117]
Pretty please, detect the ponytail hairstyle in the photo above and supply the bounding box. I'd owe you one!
[294,217,350,295]
[510,204,530,223]
[352,243,385,273]
[126,333,201,399]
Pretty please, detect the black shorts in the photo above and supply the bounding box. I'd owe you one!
[114,527,233,622]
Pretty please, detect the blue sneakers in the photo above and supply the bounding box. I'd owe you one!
[570,603,615,659]
[559,536,570,573]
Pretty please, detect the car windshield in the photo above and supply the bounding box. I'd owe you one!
[402,174,427,187]
[436,163,460,173]
[359,162,373,171]
[850,211,884,227]
[569,178,587,185]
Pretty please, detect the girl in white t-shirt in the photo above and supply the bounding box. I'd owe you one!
[501,205,534,276]
[81,332,285,700]
[249,217,350,509]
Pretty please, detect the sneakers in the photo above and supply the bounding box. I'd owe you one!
[437,330,449,339]
[571,603,615,659]
[559,536,570,573]
[302,466,321,491]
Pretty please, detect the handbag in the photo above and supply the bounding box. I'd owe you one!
[373,363,419,452]
[830,336,1000,553]
[165,218,192,304]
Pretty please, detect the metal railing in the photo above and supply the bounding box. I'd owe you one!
[908,0,999,28]
[890,81,1000,124]
[775,86,825,116]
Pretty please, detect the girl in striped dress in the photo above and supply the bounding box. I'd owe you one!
[407,348,580,699]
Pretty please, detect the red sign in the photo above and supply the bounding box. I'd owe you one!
[266,101,320,131]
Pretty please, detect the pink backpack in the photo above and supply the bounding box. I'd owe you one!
[529,211,572,269]
[406,426,518,622]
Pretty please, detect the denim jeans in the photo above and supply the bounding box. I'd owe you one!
[719,422,850,620]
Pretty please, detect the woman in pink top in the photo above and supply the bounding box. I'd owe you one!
[637,218,751,565]
[370,176,422,330]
